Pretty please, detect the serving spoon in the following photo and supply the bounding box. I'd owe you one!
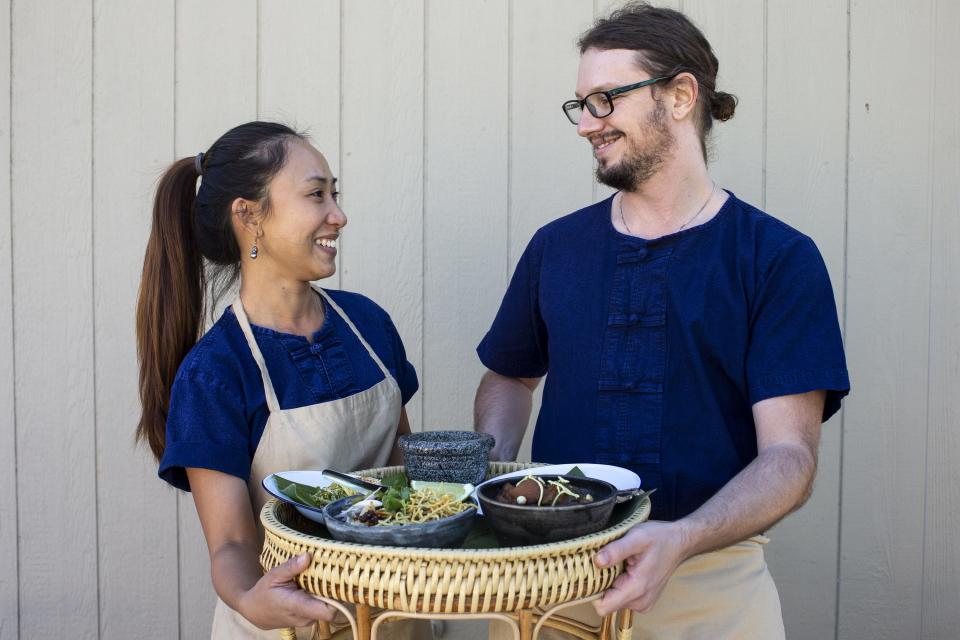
[321,468,387,494]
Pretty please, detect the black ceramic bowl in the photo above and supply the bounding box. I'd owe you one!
[398,430,495,485]
[476,475,618,545]
[322,494,477,548]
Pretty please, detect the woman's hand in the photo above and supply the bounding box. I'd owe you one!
[237,551,337,630]
[187,468,337,630]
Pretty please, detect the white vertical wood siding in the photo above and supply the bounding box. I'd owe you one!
[12,1,97,638]
[1,1,957,639]
[0,1,16,637]
[94,1,179,638]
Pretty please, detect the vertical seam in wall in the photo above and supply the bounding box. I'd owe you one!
[90,1,101,636]
[421,0,428,432]
[255,0,260,119]
[172,2,181,637]
[591,0,598,203]
[760,0,767,210]
[506,0,512,274]
[835,1,851,637]
[920,0,936,634]
[337,0,344,290]
[9,0,20,636]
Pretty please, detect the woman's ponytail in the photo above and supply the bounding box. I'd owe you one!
[135,121,304,461]
[135,157,205,461]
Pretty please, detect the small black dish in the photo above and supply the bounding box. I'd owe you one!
[476,474,618,545]
[322,494,477,548]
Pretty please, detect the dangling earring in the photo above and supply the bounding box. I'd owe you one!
[249,239,258,259]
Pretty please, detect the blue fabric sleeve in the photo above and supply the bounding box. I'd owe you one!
[477,231,549,378]
[381,310,419,405]
[158,369,253,491]
[746,235,850,421]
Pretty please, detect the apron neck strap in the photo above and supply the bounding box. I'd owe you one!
[231,297,282,413]
[314,286,392,379]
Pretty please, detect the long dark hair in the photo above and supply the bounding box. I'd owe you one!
[578,1,737,159]
[135,121,305,461]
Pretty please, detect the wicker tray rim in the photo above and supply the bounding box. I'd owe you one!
[260,462,650,561]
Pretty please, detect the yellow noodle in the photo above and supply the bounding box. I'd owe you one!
[379,489,473,526]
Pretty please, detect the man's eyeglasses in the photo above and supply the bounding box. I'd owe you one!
[562,75,673,125]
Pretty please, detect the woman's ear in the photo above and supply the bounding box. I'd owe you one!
[669,72,699,121]
[231,197,261,238]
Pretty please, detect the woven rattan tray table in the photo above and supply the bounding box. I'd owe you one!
[260,462,651,640]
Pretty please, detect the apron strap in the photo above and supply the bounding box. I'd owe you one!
[314,286,393,379]
[231,297,282,413]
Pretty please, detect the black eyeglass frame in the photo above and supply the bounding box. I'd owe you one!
[562,75,675,124]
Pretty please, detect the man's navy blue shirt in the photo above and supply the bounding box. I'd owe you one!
[159,289,418,492]
[477,192,849,521]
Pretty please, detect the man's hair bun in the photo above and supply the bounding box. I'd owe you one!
[710,91,737,121]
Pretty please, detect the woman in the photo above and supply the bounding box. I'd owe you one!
[136,122,425,638]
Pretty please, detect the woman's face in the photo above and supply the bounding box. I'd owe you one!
[254,139,346,282]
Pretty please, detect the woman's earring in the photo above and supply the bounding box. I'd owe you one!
[250,239,258,259]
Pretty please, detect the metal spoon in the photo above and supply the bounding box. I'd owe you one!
[321,468,386,494]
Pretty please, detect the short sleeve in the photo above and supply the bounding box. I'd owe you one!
[158,369,253,491]
[746,235,850,421]
[381,311,419,405]
[477,231,549,378]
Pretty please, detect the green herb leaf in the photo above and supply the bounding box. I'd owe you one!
[272,476,358,509]
[381,492,404,513]
[381,472,408,492]
[566,466,587,478]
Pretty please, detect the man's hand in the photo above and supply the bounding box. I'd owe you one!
[592,390,826,616]
[592,521,691,616]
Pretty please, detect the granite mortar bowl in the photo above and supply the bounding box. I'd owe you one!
[476,474,618,545]
[398,430,495,485]
[322,494,477,548]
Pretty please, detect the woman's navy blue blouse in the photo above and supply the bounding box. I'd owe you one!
[159,289,418,492]
[477,192,849,521]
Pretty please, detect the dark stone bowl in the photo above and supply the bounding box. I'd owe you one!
[398,431,495,485]
[322,494,477,548]
[476,475,618,545]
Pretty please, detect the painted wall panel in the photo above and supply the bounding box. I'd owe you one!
[11,1,97,637]
[921,0,960,637]
[93,1,179,637]
[0,1,16,637]
[840,0,932,637]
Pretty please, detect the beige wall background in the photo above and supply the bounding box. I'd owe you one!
[1,0,958,639]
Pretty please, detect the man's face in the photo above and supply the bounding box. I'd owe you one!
[574,48,675,192]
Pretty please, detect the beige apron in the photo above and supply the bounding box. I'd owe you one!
[210,287,428,640]
[490,535,784,640]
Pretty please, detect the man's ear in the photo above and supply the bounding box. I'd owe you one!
[668,72,699,121]
[232,198,262,237]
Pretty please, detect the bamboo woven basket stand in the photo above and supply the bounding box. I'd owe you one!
[260,462,651,640]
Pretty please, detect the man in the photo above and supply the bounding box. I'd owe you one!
[475,3,849,638]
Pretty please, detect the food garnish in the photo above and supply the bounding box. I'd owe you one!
[336,471,475,527]
[496,474,596,507]
[274,477,359,509]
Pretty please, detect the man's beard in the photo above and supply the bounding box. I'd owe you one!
[595,99,674,192]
